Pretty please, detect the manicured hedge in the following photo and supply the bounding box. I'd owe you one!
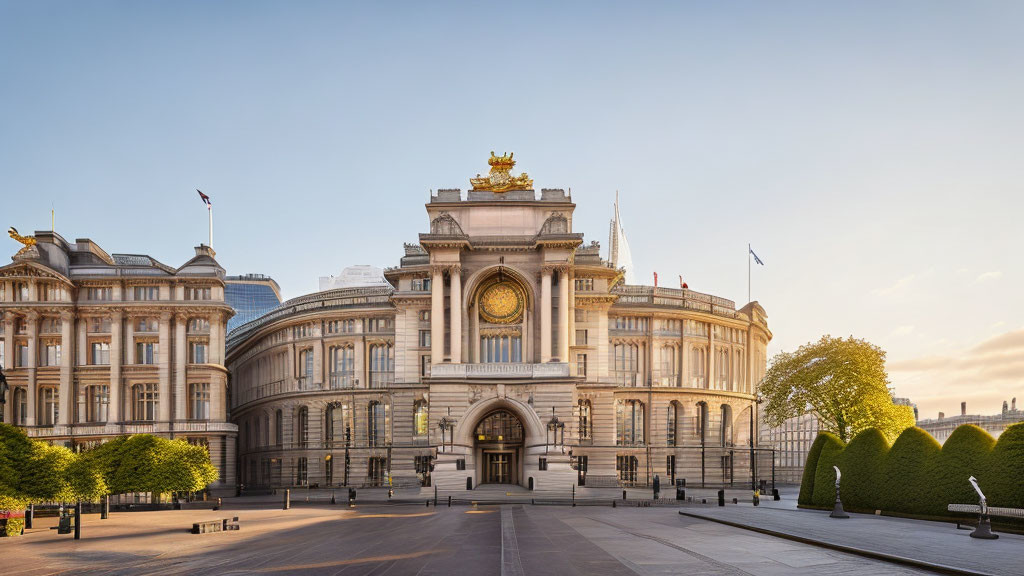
[799,422,1024,518]
[836,428,888,510]
[810,433,845,507]
[880,427,941,514]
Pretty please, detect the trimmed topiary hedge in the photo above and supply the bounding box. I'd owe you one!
[934,425,996,516]
[836,428,889,510]
[986,422,1024,509]
[798,434,830,506]
[810,433,845,507]
[880,426,941,514]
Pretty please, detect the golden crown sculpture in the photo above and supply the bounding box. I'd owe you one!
[470,151,533,192]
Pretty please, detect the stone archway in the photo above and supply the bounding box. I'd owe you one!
[453,397,546,487]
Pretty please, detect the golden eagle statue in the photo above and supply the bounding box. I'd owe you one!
[8,227,37,247]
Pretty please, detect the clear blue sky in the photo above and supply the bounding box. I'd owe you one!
[2,1,1022,418]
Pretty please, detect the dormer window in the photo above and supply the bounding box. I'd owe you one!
[134,286,159,301]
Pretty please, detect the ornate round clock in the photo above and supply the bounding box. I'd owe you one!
[479,281,524,324]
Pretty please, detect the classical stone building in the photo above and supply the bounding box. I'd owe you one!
[227,153,773,491]
[0,230,236,495]
[917,399,1023,444]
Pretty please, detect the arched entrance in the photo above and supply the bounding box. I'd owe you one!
[474,409,524,485]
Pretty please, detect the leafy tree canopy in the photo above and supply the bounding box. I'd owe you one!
[760,335,915,442]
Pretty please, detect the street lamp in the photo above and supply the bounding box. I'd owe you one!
[546,408,564,454]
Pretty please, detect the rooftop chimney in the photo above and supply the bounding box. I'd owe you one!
[938,411,945,420]
[961,401,967,416]
[1004,401,1009,415]
[1013,397,1017,411]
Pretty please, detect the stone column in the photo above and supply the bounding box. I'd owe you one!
[174,313,187,420]
[557,269,570,362]
[58,311,74,425]
[125,316,136,365]
[158,312,172,421]
[2,314,13,423]
[210,313,223,366]
[708,328,716,390]
[109,311,123,423]
[430,266,444,365]
[76,318,87,367]
[540,268,552,363]
[26,311,38,426]
[449,265,462,364]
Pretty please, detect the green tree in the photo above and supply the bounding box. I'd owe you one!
[760,335,915,443]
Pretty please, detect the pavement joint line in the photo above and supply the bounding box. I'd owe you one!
[501,506,524,576]
[677,510,998,576]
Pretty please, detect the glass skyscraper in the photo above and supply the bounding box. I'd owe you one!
[225,274,282,332]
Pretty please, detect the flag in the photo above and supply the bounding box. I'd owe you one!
[197,189,211,206]
[749,247,764,266]
[653,271,658,287]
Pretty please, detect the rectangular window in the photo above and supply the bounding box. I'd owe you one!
[411,278,432,291]
[86,287,112,301]
[574,308,589,322]
[420,355,431,378]
[134,286,160,301]
[576,354,587,378]
[189,341,208,364]
[88,317,112,333]
[296,457,308,486]
[574,278,594,291]
[39,388,58,426]
[88,385,109,423]
[418,330,431,347]
[538,457,548,471]
[575,329,587,345]
[185,287,212,301]
[190,383,210,419]
[133,383,159,421]
[616,455,639,485]
[418,310,430,322]
[17,344,29,368]
[89,342,110,365]
[13,282,29,302]
[136,342,158,365]
[0,340,5,369]
[40,342,61,366]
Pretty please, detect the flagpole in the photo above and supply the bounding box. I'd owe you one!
[208,203,213,249]
[748,243,751,304]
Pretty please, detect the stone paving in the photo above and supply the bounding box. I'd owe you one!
[0,502,943,575]
[679,504,1024,576]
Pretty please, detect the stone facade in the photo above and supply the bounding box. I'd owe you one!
[917,399,1023,444]
[0,232,236,495]
[227,160,773,491]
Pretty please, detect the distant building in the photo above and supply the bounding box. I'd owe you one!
[225,274,282,332]
[917,399,1022,444]
[318,265,390,292]
[759,413,820,484]
[893,396,919,421]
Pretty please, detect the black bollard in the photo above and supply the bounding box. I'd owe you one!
[448,495,451,508]
[434,485,438,507]
[717,489,725,507]
[622,490,627,501]
[772,488,780,501]
[283,489,291,510]
[830,484,849,518]
[101,495,109,519]
[572,485,576,507]
[74,502,82,540]
[331,491,336,505]
[25,504,33,530]
[426,499,430,507]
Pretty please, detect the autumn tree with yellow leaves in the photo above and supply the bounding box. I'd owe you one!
[760,335,915,443]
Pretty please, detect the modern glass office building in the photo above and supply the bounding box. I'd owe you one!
[225,274,282,332]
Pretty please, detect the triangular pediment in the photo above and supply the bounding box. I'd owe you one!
[0,260,73,285]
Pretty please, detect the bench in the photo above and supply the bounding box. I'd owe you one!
[581,476,621,488]
[947,504,1024,539]
[192,517,240,534]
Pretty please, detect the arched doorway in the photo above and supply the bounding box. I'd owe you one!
[474,409,524,485]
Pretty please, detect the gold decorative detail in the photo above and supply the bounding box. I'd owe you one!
[479,281,524,324]
[470,152,534,192]
[8,227,36,247]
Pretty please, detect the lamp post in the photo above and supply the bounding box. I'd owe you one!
[546,408,564,454]
[0,365,8,416]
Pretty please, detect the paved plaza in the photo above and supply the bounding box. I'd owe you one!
[0,500,977,576]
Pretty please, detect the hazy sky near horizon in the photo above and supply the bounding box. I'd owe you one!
[2,1,1022,420]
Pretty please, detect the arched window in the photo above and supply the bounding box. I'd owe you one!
[690,347,707,388]
[613,343,639,386]
[667,401,681,447]
[275,409,283,446]
[578,399,592,440]
[329,346,355,388]
[297,407,308,448]
[720,405,733,447]
[716,348,730,390]
[696,401,709,444]
[13,387,27,425]
[367,401,387,447]
[326,402,352,447]
[298,349,314,389]
[369,344,394,388]
[734,352,745,393]
[38,387,58,426]
[658,346,678,386]
[616,399,645,446]
[262,413,270,446]
[413,400,429,437]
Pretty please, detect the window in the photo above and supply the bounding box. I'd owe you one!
[696,402,709,444]
[133,383,159,421]
[134,286,159,301]
[685,320,709,337]
[296,457,308,486]
[87,385,109,423]
[326,319,355,334]
[136,342,158,365]
[189,383,210,419]
[613,343,638,386]
[88,317,112,333]
[576,353,587,378]
[40,283,66,302]
[716,348,730,390]
[613,316,648,331]
[412,278,432,292]
[616,399,645,446]
[298,349,313,388]
[616,455,639,485]
[297,407,309,448]
[578,399,592,440]
[329,346,354,388]
[574,278,594,291]
[90,342,110,365]
[575,329,587,345]
[17,343,29,368]
[367,401,387,447]
[86,287,112,301]
[189,341,208,364]
[658,346,678,386]
[13,282,29,302]
[410,400,429,437]
[39,387,58,426]
[0,340,5,369]
[275,409,283,446]
[135,317,158,332]
[667,402,680,447]
[418,330,431,347]
[185,287,212,300]
[40,342,61,366]
[480,335,522,363]
[538,457,548,471]
[574,308,589,322]
[366,318,393,333]
[368,457,387,486]
[690,347,707,387]
[720,405,733,446]
[420,355,431,378]
[40,317,61,333]
[369,344,394,387]
[326,403,352,447]
[13,388,27,425]
[293,324,313,338]
[262,413,270,446]
[188,318,211,333]
[418,310,430,322]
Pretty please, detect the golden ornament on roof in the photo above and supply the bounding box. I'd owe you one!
[479,281,524,324]
[8,227,36,247]
[470,151,534,192]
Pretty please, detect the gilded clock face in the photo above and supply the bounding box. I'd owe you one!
[480,281,524,324]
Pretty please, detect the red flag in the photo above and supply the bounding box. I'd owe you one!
[197,189,211,206]
[653,271,658,287]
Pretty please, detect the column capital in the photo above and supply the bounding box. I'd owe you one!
[174,311,189,323]
[109,309,124,321]
[160,310,173,322]
[25,310,40,322]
